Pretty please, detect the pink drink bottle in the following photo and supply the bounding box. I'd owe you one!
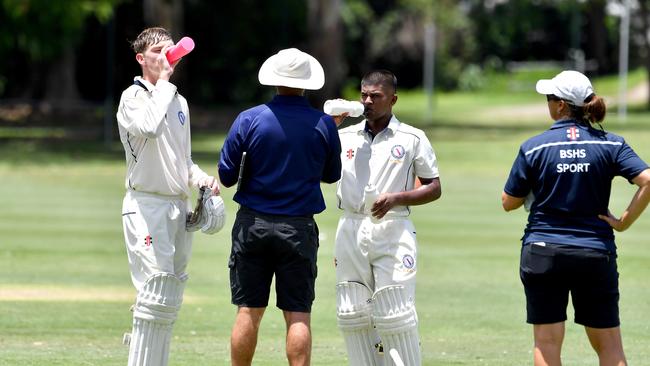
[166,37,195,64]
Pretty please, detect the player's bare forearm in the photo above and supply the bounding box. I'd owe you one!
[371,178,440,219]
[502,191,525,211]
[391,177,441,206]
[411,177,441,204]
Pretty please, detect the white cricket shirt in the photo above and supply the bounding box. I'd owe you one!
[337,115,439,216]
[116,77,207,199]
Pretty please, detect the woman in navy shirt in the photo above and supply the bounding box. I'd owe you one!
[502,70,650,366]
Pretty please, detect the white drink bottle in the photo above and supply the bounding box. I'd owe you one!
[323,99,365,117]
[364,184,380,223]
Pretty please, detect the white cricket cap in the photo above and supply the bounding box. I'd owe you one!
[535,70,594,106]
[258,48,324,90]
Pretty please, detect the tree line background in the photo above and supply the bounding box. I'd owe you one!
[1,0,650,132]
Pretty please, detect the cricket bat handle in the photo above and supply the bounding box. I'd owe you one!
[236,152,247,192]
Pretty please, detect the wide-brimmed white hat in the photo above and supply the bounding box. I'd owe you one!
[535,70,594,106]
[258,48,324,90]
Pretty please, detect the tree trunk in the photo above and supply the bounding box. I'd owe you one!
[306,0,345,108]
[44,44,80,103]
[584,0,609,73]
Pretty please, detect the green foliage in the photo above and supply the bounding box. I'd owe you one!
[457,64,485,91]
[183,0,308,105]
[0,1,648,109]
[340,0,373,40]
[0,0,122,61]
[387,68,648,128]
[339,0,476,89]
[468,0,569,62]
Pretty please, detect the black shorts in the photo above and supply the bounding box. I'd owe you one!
[229,206,319,312]
[520,242,620,328]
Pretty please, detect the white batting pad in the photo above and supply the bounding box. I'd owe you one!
[336,282,384,366]
[128,272,185,366]
[372,285,421,366]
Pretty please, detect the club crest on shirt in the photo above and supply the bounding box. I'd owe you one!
[178,111,186,125]
[391,144,405,159]
[566,127,579,140]
[402,254,415,269]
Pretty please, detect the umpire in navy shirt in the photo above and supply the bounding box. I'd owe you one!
[218,48,342,366]
[502,70,650,366]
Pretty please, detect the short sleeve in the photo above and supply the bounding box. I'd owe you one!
[320,116,342,183]
[413,132,439,179]
[615,140,649,183]
[504,148,532,197]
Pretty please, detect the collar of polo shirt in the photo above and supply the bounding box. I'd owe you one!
[360,115,400,136]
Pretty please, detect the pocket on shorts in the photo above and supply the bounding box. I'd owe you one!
[520,243,554,275]
[285,220,318,258]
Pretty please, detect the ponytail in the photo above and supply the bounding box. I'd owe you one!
[583,95,606,123]
[569,94,606,125]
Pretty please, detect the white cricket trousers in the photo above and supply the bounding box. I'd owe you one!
[335,213,418,297]
[122,190,193,290]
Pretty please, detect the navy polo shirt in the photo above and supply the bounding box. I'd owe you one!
[218,95,342,216]
[504,119,648,252]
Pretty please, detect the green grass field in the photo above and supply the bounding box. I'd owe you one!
[2,76,650,365]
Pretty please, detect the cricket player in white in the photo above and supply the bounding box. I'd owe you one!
[332,70,441,366]
[116,27,221,366]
